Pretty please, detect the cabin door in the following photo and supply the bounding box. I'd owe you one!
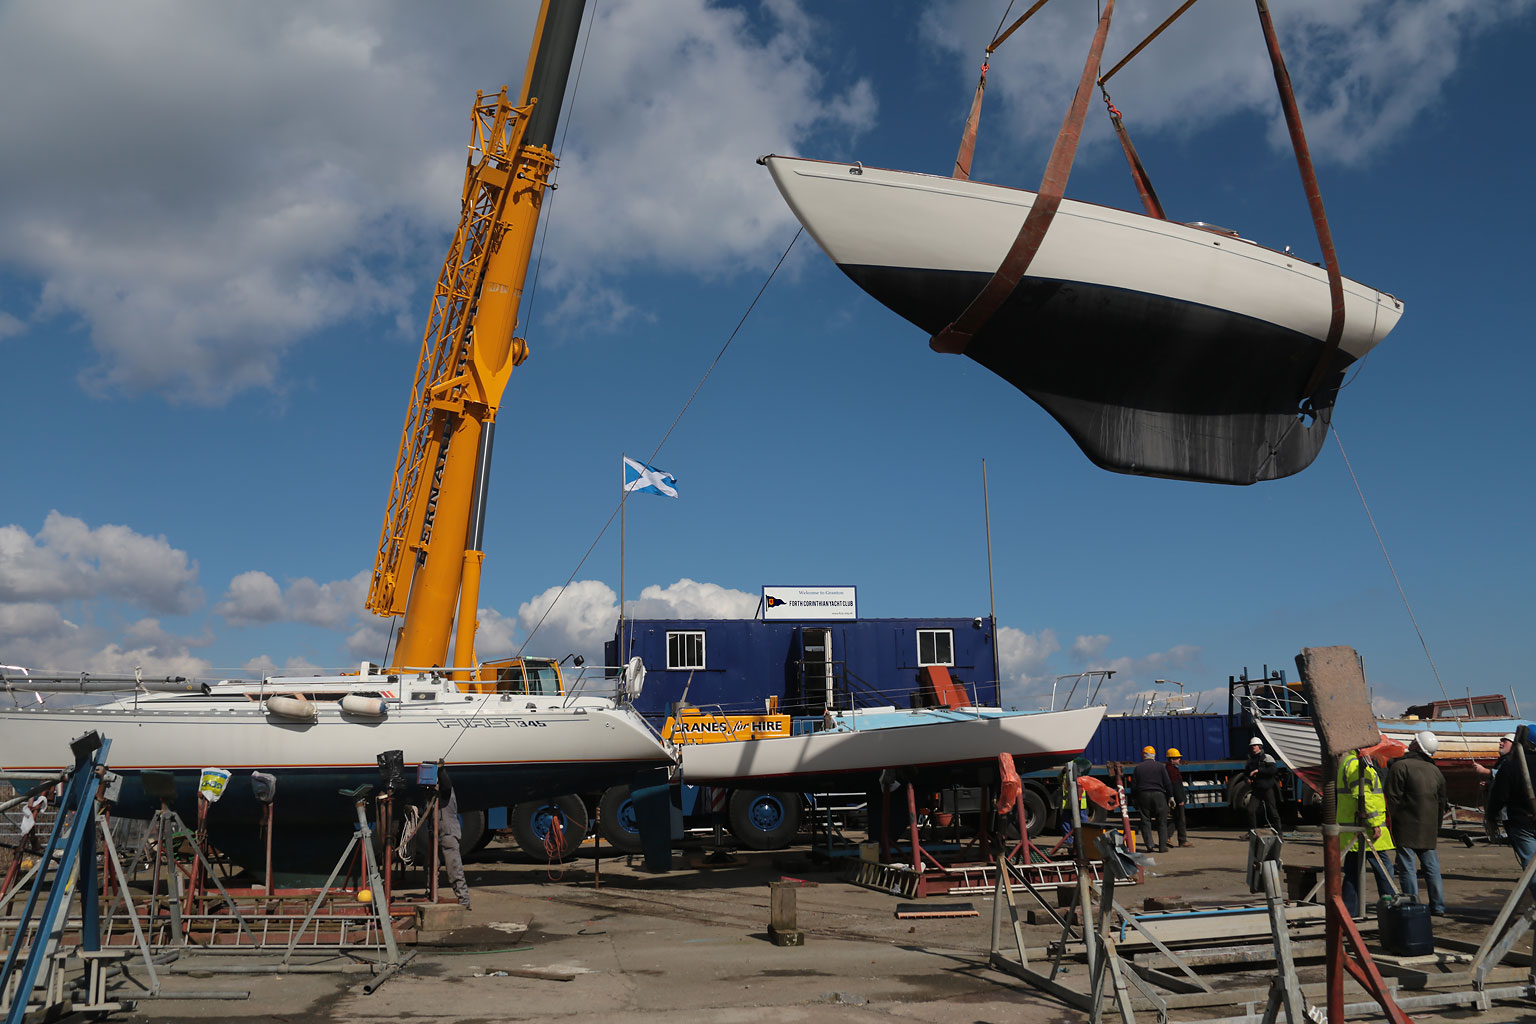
[800,628,834,716]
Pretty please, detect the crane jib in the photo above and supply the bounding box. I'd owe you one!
[369,0,588,674]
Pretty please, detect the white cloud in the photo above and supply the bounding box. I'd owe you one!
[214,571,287,625]
[242,653,326,678]
[921,0,1531,167]
[629,578,759,619]
[215,569,366,628]
[997,625,1061,707]
[0,310,22,339]
[345,619,395,665]
[0,601,75,643]
[0,512,201,614]
[516,579,621,663]
[0,0,874,403]
[540,0,876,293]
[1070,633,1111,662]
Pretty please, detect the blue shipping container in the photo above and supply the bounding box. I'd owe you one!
[1083,714,1231,764]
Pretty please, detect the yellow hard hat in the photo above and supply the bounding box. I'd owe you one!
[1142,745,1156,757]
[1167,748,1182,758]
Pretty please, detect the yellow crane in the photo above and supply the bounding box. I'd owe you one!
[367,0,587,677]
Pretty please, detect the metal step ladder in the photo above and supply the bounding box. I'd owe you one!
[852,855,1119,900]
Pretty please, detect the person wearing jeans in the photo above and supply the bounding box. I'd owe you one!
[1386,731,1448,914]
[1488,731,1536,900]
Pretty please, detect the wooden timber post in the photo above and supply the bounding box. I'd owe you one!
[768,880,805,946]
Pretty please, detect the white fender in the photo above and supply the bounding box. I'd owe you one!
[341,694,388,718]
[265,695,318,722]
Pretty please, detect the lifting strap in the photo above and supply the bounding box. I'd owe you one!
[1255,0,1346,406]
[930,0,1116,355]
[1093,0,1209,222]
[1101,90,1165,219]
[952,57,989,180]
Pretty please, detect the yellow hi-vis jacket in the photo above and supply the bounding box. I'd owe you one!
[1058,767,1088,814]
[1337,751,1394,854]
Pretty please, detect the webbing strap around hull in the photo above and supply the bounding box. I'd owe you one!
[929,0,1116,356]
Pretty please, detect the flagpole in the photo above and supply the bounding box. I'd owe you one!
[620,453,627,663]
[983,459,1000,695]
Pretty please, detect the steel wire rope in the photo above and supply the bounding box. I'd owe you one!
[511,227,805,663]
[436,226,803,764]
[1330,426,1457,719]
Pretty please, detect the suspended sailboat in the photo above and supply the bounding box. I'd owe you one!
[763,0,1404,485]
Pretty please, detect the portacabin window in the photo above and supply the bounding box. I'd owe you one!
[917,629,954,667]
[667,630,706,670]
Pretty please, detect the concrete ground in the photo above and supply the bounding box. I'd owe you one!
[86,824,1536,1023]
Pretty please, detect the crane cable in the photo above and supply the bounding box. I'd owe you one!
[1331,426,1451,707]
[511,227,804,664]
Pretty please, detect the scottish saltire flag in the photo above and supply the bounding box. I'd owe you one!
[623,456,679,498]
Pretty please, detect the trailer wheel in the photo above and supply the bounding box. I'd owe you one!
[727,790,801,850]
[596,785,645,854]
[459,810,489,856]
[1021,787,1049,838]
[1227,778,1252,826]
[510,795,589,861]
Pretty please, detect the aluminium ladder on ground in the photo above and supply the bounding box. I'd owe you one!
[0,735,116,1024]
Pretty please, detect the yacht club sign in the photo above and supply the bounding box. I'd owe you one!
[761,585,857,621]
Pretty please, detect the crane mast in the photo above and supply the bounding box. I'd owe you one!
[367,0,587,676]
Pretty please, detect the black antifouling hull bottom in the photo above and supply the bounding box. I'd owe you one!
[841,264,1354,485]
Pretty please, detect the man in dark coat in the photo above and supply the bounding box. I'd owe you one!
[1131,746,1172,853]
[1487,728,1536,900]
[1166,748,1190,847]
[1244,738,1282,832]
[1386,731,1448,914]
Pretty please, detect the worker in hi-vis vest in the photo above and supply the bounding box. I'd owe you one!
[1337,747,1395,916]
[1058,757,1094,840]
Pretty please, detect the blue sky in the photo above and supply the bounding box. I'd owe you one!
[1,0,1531,717]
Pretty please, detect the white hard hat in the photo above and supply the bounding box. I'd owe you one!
[1249,737,1264,747]
[1415,730,1439,756]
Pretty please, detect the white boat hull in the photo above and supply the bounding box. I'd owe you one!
[1,685,674,826]
[1256,714,1513,804]
[763,156,1405,484]
[677,705,1106,784]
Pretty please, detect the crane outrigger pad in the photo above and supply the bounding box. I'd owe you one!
[763,157,1403,485]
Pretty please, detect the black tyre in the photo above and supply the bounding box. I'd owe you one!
[596,785,645,854]
[727,789,801,850]
[510,795,589,861]
[1227,778,1252,826]
[1021,787,1049,838]
[458,809,489,857]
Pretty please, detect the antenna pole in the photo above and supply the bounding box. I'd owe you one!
[619,453,627,660]
[983,459,1000,694]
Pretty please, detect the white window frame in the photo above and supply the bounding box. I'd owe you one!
[667,630,706,670]
[917,629,954,667]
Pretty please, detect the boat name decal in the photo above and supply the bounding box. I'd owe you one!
[437,717,549,728]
